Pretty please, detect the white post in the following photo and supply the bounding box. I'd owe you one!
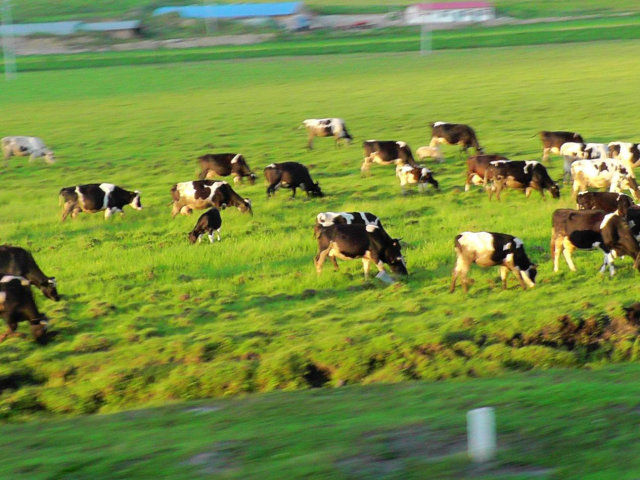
[1,0,17,80]
[420,22,432,55]
[467,407,496,463]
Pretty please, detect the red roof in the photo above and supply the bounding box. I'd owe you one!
[413,2,492,10]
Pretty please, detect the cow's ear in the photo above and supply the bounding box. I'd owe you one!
[134,190,140,194]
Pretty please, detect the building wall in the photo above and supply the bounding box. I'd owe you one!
[405,7,495,25]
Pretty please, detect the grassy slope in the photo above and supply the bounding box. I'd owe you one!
[8,0,640,22]
[2,41,640,419]
[3,365,640,477]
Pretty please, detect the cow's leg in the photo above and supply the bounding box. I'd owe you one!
[307,132,314,150]
[233,175,241,186]
[553,232,564,272]
[291,187,297,198]
[500,266,509,290]
[609,253,616,277]
[104,208,114,220]
[29,153,36,164]
[61,202,75,222]
[216,229,222,242]
[450,256,469,293]
[362,257,371,279]
[465,174,472,192]
[525,187,532,198]
[198,235,203,243]
[562,238,577,271]
[512,267,527,290]
[208,233,214,243]
[171,201,183,218]
[542,148,550,162]
[71,207,82,219]
[315,247,331,275]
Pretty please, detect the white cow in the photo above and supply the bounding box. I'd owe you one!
[571,159,640,200]
[301,118,352,149]
[560,142,587,182]
[583,143,609,160]
[2,136,55,164]
[608,142,640,176]
[415,145,445,163]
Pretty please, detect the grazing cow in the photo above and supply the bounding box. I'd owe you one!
[170,180,252,217]
[539,131,584,162]
[429,122,483,156]
[608,142,640,174]
[317,211,382,228]
[576,192,633,215]
[485,160,560,200]
[0,276,49,344]
[189,208,222,244]
[551,209,640,275]
[264,162,323,198]
[571,160,640,200]
[450,232,537,293]
[465,154,509,191]
[0,246,59,301]
[314,224,407,278]
[59,183,142,221]
[197,154,256,185]
[396,164,439,194]
[361,140,417,176]
[2,136,55,164]
[415,145,445,163]
[583,143,608,160]
[301,118,352,149]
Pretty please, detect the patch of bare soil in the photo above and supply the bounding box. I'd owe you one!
[181,441,243,475]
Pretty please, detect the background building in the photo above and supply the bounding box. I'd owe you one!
[405,2,495,25]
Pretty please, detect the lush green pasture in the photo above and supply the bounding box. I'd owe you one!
[4,365,640,478]
[2,41,640,419]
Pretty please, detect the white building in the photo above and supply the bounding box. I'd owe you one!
[405,2,495,25]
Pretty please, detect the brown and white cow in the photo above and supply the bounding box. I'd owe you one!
[170,180,252,217]
[429,122,483,157]
[264,162,323,198]
[465,154,509,191]
[539,131,584,162]
[2,136,55,165]
[576,192,634,215]
[396,164,439,194]
[571,160,640,200]
[301,118,352,149]
[361,140,417,176]
[415,145,445,163]
[485,160,560,200]
[197,154,256,185]
[608,142,640,175]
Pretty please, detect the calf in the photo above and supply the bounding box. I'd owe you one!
[571,160,640,200]
[264,162,323,198]
[197,153,256,185]
[576,192,633,215]
[429,122,483,156]
[415,145,445,163]
[396,164,439,194]
[301,118,352,149]
[361,140,417,176]
[0,245,59,301]
[189,208,222,244]
[314,224,407,278]
[2,136,55,164]
[608,142,640,175]
[465,154,509,191]
[539,131,584,162]
[0,276,49,344]
[485,160,560,200]
[170,180,252,217]
[59,183,142,221]
[450,231,537,293]
[551,209,640,276]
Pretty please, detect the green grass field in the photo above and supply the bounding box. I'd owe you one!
[2,40,640,422]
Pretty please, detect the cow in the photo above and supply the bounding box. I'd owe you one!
[551,209,640,276]
[429,122,483,157]
[560,142,587,182]
[189,208,222,244]
[264,162,323,198]
[301,118,352,149]
[396,164,439,194]
[571,160,640,201]
[450,232,537,293]
[170,180,252,218]
[314,224,407,278]
[485,160,560,200]
[59,183,142,221]
[608,142,640,175]
[576,192,634,215]
[0,275,49,344]
[539,131,584,162]
[583,143,609,160]
[317,211,382,228]
[0,246,59,301]
[361,140,417,176]
[465,154,509,191]
[197,154,256,185]
[415,145,445,163]
[2,136,55,165]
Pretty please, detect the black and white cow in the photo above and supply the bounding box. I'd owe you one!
[361,140,417,176]
[429,122,483,156]
[0,246,59,301]
[314,224,407,278]
[197,153,256,185]
[170,180,252,217]
[189,208,222,244]
[450,231,537,293]
[539,131,584,162]
[59,183,142,221]
[316,211,382,228]
[301,118,352,149]
[465,154,509,191]
[571,160,640,200]
[264,162,323,198]
[0,275,49,344]
[576,192,634,215]
[559,142,587,182]
[485,160,560,200]
[583,143,608,160]
[608,142,640,174]
[396,164,439,194]
[2,136,55,164]
[551,209,640,276]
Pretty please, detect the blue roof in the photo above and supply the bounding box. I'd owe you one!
[154,2,303,19]
[0,21,81,36]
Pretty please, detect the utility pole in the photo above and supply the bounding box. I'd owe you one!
[420,22,432,55]
[1,0,17,80]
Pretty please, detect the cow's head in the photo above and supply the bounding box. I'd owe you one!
[386,239,408,276]
[421,169,439,190]
[130,191,143,210]
[549,182,561,199]
[41,277,60,302]
[521,264,538,288]
[188,230,200,244]
[44,149,56,165]
[238,198,253,215]
[308,182,324,197]
[247,173,257,185]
